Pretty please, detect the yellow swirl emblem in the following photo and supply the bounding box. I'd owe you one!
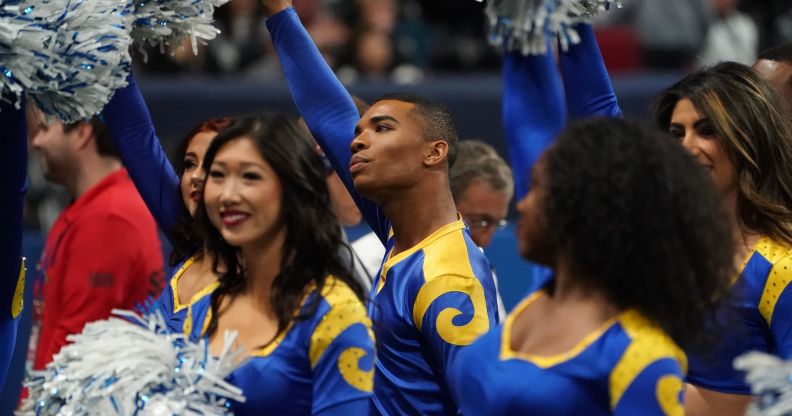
[338,347,374,392]
[412,275,489,345]
[656,375,684,416]
[11,258,25,318]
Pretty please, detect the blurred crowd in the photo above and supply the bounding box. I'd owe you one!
[134,0,792,81]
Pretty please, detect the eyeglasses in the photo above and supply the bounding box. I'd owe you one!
[465,216,508,231]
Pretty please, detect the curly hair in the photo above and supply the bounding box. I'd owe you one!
[169,117,234,266]
[653,62,792,246]
[194,114,365,341]
[540,117,734,350]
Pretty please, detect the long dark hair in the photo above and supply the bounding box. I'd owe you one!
[195,114,365,340]
[540,118,734,350]
[653,62,792,246]
[169,117,234,265]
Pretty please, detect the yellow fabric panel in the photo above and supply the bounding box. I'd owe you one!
[609,310,686,410]
[755,238,792,326]
[308,278,373,368]
[412,227,489,345]
[11,258,25,318]
[655,374,685,416]
[170,255,198,312]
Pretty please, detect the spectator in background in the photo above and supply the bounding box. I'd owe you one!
[699,0,759,66]
[25,107,164,370]
[753,43,792,109]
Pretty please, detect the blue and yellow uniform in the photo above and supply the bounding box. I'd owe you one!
[103,78,213,331]
[0,99,28,390]
[150,256,218,332]
[449,287,687,415]
[688,236,792,393]
[267,7,500,414]
[185,277,375,415]
[369,219,499,414]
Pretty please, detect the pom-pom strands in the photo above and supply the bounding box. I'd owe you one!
[480,0,622,55]
[734,352,792,416]
[18,310,245,415]
[130,0,230,55]
[0,0,132,122]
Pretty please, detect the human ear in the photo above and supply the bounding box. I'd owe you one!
[424,140,449,168]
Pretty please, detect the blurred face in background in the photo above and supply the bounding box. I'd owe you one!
[456,179,510,248]
[27,106,81,187]
[181,131,217,216]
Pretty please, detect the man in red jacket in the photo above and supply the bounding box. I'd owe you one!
[26,106,164,370]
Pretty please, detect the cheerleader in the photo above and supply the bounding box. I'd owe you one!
[448,117,734,415]
[654,62,792,416]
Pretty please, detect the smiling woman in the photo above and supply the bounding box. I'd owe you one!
[188,114,374,416]
[653,61,792,416]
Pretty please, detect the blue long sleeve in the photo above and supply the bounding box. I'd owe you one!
[103,76,182,242]
[503,49,566,200]
[0,99,28,389]
[266,7,389,243]
[558,24,622,119]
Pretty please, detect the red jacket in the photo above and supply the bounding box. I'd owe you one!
[32,168,164,369]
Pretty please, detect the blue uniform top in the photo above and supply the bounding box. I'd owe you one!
[266,7,500,414]
[103,78,209,331]
[150,255,218,332]
[688,236,792,394]
[185,277,375,415]
[449,285,687,415]
[0,100,28,389]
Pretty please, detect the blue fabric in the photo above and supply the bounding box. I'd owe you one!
[687,238,792,394]
[266,7,388,244]
[186,279,374,415]
[449,291,685,415]
[0,99,28,390]
[103,75,182,242]
[558,24,622,120]
[502,46,566,200]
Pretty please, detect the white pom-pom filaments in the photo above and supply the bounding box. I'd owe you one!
[19,309,245,415]
[130,0,230,55]
[735,352,792,416]
[0,0,132,122]
[483,0,623,56]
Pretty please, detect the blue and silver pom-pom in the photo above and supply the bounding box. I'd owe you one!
[480,0,622,55]
[1,0,133,122]
[734,352,792,416]
[129,0,230,56]
[18,309,245,415]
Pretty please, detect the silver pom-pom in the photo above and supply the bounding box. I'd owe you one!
[734,351,792,416]
[130,0,230,56]
[481,0,623,55]
[18,309,245,415]
[1,0,133,122]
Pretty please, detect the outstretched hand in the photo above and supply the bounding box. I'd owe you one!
[260,0,292,17]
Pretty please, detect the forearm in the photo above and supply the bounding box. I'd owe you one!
[558,24,622,119]
[103,76,182,240]
[503,49,566,200]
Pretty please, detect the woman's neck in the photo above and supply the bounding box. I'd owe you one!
[240,227,286,313]
[551,258,619,319]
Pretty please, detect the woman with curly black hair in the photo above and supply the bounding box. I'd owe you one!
[654,62,792,416]
[448,117,734,415]
[184,114,374,415]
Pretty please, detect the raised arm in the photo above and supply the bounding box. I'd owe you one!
[102,75,182,242]
[558,24,622,120]
[503,47,567,200]
[0,99,29,388]
[264,4,389,242]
